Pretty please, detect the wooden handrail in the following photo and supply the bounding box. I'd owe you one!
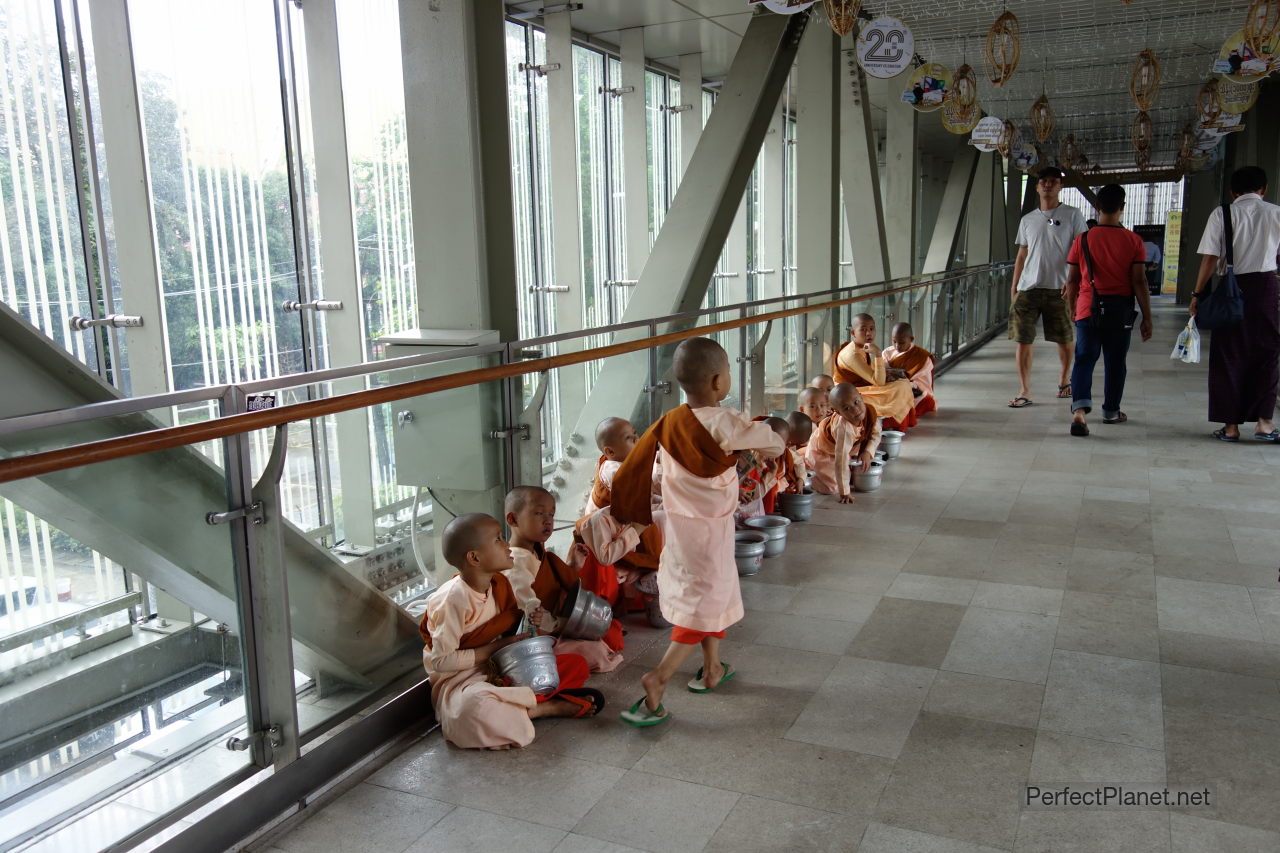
[0,272,997,484]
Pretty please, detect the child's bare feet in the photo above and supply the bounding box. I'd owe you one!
[529,698,576,719]
[701,660,724,690]
[640,670,669,716]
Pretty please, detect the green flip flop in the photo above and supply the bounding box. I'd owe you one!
[687,662,736,693]
[620,697,670,727]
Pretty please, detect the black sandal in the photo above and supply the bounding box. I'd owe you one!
[1212,429,1240,442]
[1070,421,1089,437]
[1102,412,1128,424]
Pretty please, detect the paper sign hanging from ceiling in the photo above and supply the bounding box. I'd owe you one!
[1012,140,1039,172]
[1212,28,1279,83]
[941,98,981,134]
[1217,77,1261,113]
[857,17,914,78]
[749,0,818,14]
[901,62,951,111]
[970,116,1003,152]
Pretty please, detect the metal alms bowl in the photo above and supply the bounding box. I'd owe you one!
[777,488,815,522]
[879,429,905,459]
[734,531,768,576]
[743,514,791,557]
[559,582,613,641]
[853,460,885,492]
[491,634,560,697]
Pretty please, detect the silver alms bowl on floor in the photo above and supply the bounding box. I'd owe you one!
[734,531,768,575]
[559,582,613,640]
[879,430,905,459]
[853,460,885,492]
[744,514,791,557]
[491,635,560,697]
[777,488,814,522]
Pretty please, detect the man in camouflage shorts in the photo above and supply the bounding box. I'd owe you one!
[1008,167,1088,408]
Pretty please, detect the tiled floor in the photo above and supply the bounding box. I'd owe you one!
[263,300,1280,852]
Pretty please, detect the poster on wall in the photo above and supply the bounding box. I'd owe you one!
[857,17,914,78]
[1162,211,1182,295]
[1211,29,1279,83]
[749,0,818,14]
[901,62,951,111]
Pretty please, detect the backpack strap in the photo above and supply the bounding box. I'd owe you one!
[1222,202,1235,269]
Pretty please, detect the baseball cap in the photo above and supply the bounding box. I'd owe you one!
[1037,166,1066,181]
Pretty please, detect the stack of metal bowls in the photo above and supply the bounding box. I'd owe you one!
[744,514,792,557]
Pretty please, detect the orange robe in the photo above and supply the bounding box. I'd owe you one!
[612,404,784,633]
[833,341,916,423]
[507,545,623,672]
[804,410,881,498]
[584,456,620,516]
[419,573,587,749]
[883,343,937,422]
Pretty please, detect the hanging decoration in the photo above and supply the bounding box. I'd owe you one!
[970,116,1004,152]
[901,62,952,112]
[1059,134,1081,169]
[1244,0,1280,55]
[1128,49,1162,110]
[822,0,863,36]
[1012,139,1039,173]
[751,0,819,14]
[1136,149,1151,172]
[984,11,1021,87]
[1217,76,1261,113]
[941,97,982,134]
[1197,79,1222,126]
[952,63,979,107]
[1030,94,1055,142]
[997,120,1019,158]
[1131,111,1154,167]
[1213,28,1279,83]
[856,17,915,78]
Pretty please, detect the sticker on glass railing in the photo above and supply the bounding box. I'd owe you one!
[247,394,277,411]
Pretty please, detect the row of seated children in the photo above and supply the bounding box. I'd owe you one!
[735,413,812,520]
[831,317,936,431]
[421,336,785,744]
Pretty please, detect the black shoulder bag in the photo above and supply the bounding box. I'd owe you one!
[1196,202,1245,330]
[1081,231,1138,330]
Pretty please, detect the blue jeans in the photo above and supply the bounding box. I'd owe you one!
[1071,318,1132,417]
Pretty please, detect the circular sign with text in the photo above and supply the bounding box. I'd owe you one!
[1212,28,1279,84]
[970,115,1003,152]
[752,0,818,14]
[901,62,951,112]
[1217,77,1260,114]
[941,98,981,134]
[857,17,915,79]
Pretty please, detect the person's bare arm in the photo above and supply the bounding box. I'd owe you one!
[1011,245,1029,297]
[1130,264,1153,342]
[1189,254,1218,317]
[1063,264,1081,311]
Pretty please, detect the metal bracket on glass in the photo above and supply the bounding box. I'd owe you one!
[662,103,694,113]
[282,299,343,312]
[528,285,570,293]
[515,348,545,359]
[519,62,561,76]
[598,85,634,97]
[396,411,415,427]
[206,502,265,527]
[736,353,760,365]
[642,381,672,395]
[226,725,283,752]
[68,314,143,331]
[604,279,638,287]
[839,260,853,266]
[712,271,739,279]
[784,265,798,271]
[489,424,531,441]
[747,269,776,276]
[801,336,821,347]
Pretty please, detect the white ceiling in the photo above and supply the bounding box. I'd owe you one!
[507,1,1266,172]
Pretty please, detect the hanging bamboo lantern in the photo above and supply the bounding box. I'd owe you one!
[952,63,978,108]
[984,11,1021,87]
[1244,0,1280,54]
[1177,123,1196,163]
[1128,49,1162,110]
[997,120,1018,158]
[1131,111,1154,160]
[1197,79,1222,125]
[1060,134,1080,169]
[1136,149,1152,172]
[1030,94,1055,142]
[822,0,863,37]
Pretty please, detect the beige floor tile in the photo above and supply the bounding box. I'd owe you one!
[404,807,565,853]
[1065,547,1156,599]
[1155,577,1263,642]
[1039,650,1163,750]
[1158,629,1280,679]
[971,582,1063,616]
[942,607,1058,684]
[571,771,740,853]
[1056,591,1160,661]
[1028,730,1166,788]
[884,572,978,606]
[849,597,968,668]
[1160,663,1280,721]
[858,822,1009,853]
[1248,587,1280,645]
[1014,811,1170,853]
[1168,814,1280,853]
[923,671,1045,729]
[1165,706,1280,833]
[275,784,452,853]
[704,796,869,853]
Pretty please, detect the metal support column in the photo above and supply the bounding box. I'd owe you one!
[399,0,517,338]
[299,0,376,546]
[795,24,838,296]
[883,78,917,278]
[922,146,978,273]
[966,153,995,265]
[621,28,649,281]
[839,43,889,283]
[85,0,169,398]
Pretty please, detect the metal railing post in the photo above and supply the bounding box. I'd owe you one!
[738,306,750,413]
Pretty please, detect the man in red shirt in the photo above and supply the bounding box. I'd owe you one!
[1061,184,1153,436]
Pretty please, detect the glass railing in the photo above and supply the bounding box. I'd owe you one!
[0,261,1010,851]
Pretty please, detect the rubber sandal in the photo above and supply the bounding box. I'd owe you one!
[1102,412,1128,424]
[1057,384,1072,398]
[1070,421,1089,437]
[558,688,605,718]
[620,697,669,727]
[1008,397,1033,409]
[1212,429,1240,442]
[1253,429,1280,442]
[687,662,736,693]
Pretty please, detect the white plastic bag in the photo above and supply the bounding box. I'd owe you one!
[1171,318,1200,364]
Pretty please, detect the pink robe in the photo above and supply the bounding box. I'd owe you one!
[583,458,621,516]
[577,507,644,585]
[883,343,937,412]
[804,413,881,498]
[834,342,917,422]
[506,547,623,673]
[657,407,784,632]
[421,576,538,749]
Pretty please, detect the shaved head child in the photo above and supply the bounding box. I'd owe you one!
[883,322,938,422]
[797,386,831,425]
[584,417,640,515]
[611,337,785,726]
[505,486,623,673]
[784,411,813,493]
[832,313,916,428]
[804,383,881,504]
[419,512,604,749]
[809,374,835,393]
